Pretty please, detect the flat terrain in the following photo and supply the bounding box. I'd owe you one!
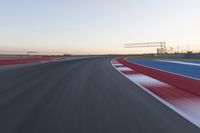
[0,58,199,133]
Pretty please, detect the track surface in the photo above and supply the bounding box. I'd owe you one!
[0,58,199,133]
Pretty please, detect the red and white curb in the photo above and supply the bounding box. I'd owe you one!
[111,58,200,128]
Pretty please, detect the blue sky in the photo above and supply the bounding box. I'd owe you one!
[0,0,200,54]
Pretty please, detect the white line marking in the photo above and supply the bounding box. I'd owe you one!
[116,67,132,71]
[131,60,200,81]
[156,60,200,67]
[113,64,124,67]
[128,74,170,87]
[173,98,200,126]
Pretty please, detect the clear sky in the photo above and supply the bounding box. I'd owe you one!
[0,0,200,55]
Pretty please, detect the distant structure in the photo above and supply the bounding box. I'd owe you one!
[124,42,167,54]
[27,51,38,55]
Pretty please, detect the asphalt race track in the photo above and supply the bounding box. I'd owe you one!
[0,58,199,133]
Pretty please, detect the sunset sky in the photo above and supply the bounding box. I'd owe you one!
[0,0,200,55]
